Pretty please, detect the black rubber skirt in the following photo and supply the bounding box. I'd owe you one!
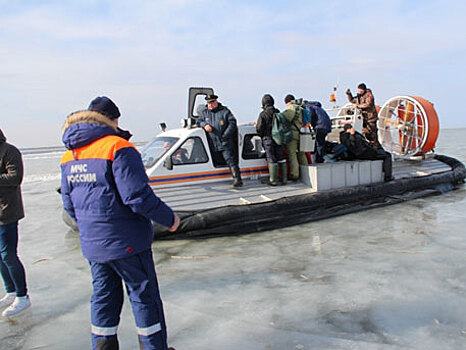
[63,155,465,239]
[155,154,466,239]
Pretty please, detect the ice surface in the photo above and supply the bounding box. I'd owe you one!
[1,129,465,349]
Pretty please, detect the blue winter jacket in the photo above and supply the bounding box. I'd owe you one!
[304,101,332,134]
[60,110,174,263]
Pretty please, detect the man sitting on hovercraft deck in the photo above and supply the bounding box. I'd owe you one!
[340,123,393,182]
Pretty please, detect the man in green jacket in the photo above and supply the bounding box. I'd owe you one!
[0,128,31,317]
[282,95,308,181]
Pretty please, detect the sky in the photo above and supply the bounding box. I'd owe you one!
[1,0,465,148]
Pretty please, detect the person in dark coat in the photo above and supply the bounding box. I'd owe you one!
[346,83,381,148]
[256,94,286,185]
[303,101,332,163]
[196,94,243,187]
[340,124,393,181]
[0,129,31,317]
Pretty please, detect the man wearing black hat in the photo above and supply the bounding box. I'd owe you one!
[196,94,242,187]
[60,96,179,350]
[346,83,381,148]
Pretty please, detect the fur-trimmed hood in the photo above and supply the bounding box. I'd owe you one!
[62,110,117,132]
[62,110,118,150]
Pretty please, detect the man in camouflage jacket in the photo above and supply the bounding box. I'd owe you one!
[346,83,381,148]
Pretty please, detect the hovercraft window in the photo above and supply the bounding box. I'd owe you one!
[141,136,179,169]
[242,134,265,159]
[171,137,209,166]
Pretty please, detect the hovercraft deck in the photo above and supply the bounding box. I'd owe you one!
[154,158,452,212]
[151,155,464,239]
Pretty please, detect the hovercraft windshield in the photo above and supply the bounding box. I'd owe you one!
[141,136,179,169]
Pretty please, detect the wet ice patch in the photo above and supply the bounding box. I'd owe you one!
[23,173,61,184]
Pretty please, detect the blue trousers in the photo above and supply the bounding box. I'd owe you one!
[89,249,168,350]
[315,129,328,163]
[0,221,27,297]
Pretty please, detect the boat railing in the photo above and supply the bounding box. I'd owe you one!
[325,104,363,141]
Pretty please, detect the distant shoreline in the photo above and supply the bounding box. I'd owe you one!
[18,126,466,152]
[20,141,148,154]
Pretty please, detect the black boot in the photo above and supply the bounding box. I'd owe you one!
[278,161,287,185]
[230,165,243,187]
[96,338,119,350]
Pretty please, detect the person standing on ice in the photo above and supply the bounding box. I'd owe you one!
[0,129,31,317]
[346,83,381,148]
[60,97,179,350]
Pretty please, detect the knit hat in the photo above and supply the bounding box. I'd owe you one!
[88,96,121,119]
[357,83,367,91]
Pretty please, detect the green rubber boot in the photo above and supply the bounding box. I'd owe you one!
[268,163,279,186]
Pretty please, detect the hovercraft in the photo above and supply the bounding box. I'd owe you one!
[63,88,466,239]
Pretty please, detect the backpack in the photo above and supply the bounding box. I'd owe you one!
[271,112,293,145]
[301,104,312,128]
[271,107,302,145]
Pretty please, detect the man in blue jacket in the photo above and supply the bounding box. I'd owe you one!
[303,101,332,163]
[60,96,179,350]
[196,94,242,187]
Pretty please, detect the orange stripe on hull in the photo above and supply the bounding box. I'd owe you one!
[149,166,268,181]
[154,174,233,185]
[149,166,268,185]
